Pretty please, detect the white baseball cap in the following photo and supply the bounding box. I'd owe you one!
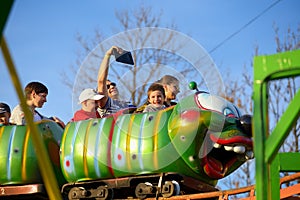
[79,88,104,104]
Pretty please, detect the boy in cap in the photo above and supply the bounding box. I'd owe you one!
[0,102,14,126]
[72,88,104,121]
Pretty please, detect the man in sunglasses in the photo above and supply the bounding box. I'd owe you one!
[106,80,118,100]
[96,46,132,117]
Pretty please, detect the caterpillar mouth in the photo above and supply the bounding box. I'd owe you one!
[202,132,253,179]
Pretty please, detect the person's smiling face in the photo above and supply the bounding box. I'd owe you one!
[106,81,119,99]
[148,90,165,107]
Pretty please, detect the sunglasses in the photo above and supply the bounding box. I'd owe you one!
[106,82,116,89]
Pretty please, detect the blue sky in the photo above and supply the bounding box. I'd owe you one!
[1,0,299,124]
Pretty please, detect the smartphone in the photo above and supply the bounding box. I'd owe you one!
[113,49,134,65]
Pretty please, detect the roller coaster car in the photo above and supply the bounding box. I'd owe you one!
[0,120,66,199]
[60,88,253,199]
[0,84,253,199]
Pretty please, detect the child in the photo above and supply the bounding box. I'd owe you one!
[0,102,14,126]
[72,88,104,121]
[135,75,179,113]
[143,83,166,113]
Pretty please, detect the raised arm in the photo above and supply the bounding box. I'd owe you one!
[97,46,124,107]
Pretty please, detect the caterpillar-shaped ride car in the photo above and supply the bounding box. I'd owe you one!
[0,120,66,199]
[0,84,253,200]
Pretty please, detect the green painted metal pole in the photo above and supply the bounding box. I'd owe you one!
[253,49,300,200]
[253,80,269,200]
[278,153,300,172]
[270,156,280,199]
[266,89,300,162]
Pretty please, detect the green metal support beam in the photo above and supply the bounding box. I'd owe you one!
[269,153,300,200]
[266,89,300,162]
[278,153,300,172]
[253,49,300,200]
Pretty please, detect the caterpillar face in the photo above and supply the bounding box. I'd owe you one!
[168,92,253,180]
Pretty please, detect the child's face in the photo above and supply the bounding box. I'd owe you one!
[148,90,165,106]
[0,112,10,126]
[83,99,97,112]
